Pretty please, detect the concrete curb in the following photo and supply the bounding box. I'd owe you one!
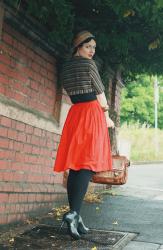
[112,232,137,250]
[131,161,163,165]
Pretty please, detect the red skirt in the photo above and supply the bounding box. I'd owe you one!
[53,100,112,172]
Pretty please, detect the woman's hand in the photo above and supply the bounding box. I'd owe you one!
[107,117,115,128]
[104,112,115,128]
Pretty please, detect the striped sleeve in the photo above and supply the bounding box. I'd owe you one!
[89,60,105,94]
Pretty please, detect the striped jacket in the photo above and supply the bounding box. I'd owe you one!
[60,56,105,96]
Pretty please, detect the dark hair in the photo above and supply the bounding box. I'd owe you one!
[72,37,96,55]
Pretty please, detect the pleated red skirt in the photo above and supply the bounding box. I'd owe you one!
[53,100,112,172]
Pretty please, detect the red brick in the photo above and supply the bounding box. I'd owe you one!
[39,138,46,147]
[5,87,14,99]
[1,116,12,127]
[8,193,19,203]
[13,39,19,49]
[46,62,54,72]
[26,48,35,60]
[40,67,47,77]
[0,73,9,84]
[33,127,42,137]
[8,129,17,140]
[11,162,22,171]
[46,88,53,97]
[32,146,40,155]
[30,80,39,91]
[27,194,36,202]
[0,215,8,224]
[15,152,25,162]
[33,72,42,83]
[45,158,53,167]
[37,156,44,165]
[0,127,8,137]
[27,68,34,78]
[16,122,25,132]
[26,134,31,143]
[0,138,9,148]
[31,62,40,73]
[0,160,10,169]
[14,92,25,103]
[28,155,38,164]
[7,214,17,224]
[2,171,13,182]
[47,139,53,148]
[8,69,28,84]
[0,150,15,160]
[25,125,33,134]
[11,120,17,129]
[30,89,39,99]
[51,150,56,159]
[18,42,26,55]
[31,135,39,145]
[47,71,54,81]
[3,33,13,46]
[23,144,32,154]
[0,83,6,94]
[8,140,14,149]
[17,132,26,142]
[21,85,31,96]
[13,172,25,182]
[13,141,23,151]
[0,193,9,203]
[1,53,11,66]
[0,204,6,214]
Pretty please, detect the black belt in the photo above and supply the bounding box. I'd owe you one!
[70,92,97,104]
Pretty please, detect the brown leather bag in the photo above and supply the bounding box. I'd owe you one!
[91,155,130,185]
[63,155,130,188]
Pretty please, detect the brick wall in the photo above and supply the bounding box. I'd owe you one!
[0,5,68,226]
[0,22,57,114]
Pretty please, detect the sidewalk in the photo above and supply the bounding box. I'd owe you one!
[81,162,163,249]
[0,163,163,249]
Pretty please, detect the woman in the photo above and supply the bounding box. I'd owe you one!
[53,30,114,240]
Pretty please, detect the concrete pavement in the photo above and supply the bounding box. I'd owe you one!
[81,163,163,249]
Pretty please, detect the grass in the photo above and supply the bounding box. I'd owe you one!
[118,124,163,162]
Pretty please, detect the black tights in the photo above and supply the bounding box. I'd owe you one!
[67,169,94,214]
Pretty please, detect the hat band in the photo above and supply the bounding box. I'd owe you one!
[74,32,95,48]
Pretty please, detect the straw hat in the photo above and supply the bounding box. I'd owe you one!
[73,30,95,48]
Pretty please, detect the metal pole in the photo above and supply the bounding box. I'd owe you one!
[154,76,159,158]
[154,76,159,129]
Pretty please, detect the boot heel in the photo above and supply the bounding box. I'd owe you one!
[59,220,65,231]
[78,215,89,234]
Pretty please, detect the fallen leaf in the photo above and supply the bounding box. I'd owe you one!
[91,246,97,250]
[112,221,118,225]
[84,192,102,203]
[51,205,69,219]
[123,9,135,17]
[48,212,53,215]
[100,190,117,196]
[9,238,14,243]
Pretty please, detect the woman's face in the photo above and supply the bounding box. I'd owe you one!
[77,39,96,59]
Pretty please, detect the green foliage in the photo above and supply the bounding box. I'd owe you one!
[6,0,163,80]
[120,75,163,129]
[71,0,163,77]
[6,0,74,53]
